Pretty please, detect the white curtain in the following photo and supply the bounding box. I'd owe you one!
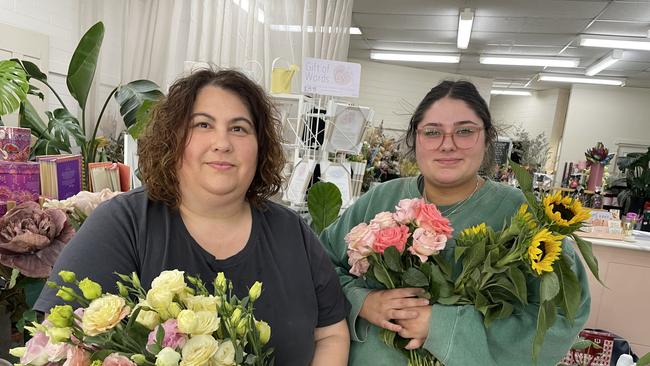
[78,0,354,136]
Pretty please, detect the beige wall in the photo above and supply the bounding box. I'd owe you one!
[350,59,493,136]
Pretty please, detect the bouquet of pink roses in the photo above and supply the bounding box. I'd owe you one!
[346,198,453,366]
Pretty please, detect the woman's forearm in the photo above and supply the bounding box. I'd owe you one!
[311,320,350,366]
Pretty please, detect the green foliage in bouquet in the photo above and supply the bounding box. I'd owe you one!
[307,181,342,235]
[0,21,163,188]
[11,270,274,366]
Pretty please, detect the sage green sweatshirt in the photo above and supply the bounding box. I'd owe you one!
[319,176,590,366]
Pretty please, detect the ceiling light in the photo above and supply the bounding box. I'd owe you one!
[579,35,650,51]
[480,55,580,68]
[585,49,623,76]
[370,52,460,63]
[457,8,474,49]
[538,73,625,86]
[350,27,362,35]
[491,89,532,96]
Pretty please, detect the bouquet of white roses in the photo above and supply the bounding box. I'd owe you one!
[10,270,273,366]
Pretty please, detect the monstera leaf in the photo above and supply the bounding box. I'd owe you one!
[0,60,29,115]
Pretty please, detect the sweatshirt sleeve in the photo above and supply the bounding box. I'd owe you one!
[423,240,591,366]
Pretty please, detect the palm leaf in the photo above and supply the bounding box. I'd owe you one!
[0,60,29,115]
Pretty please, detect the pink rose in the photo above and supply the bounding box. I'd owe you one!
[344,223,375,256]
[408,228,448,262]
[393,198,423,224]
[147,319,187,351]
[347,249,371,276]
[101,353,136,366]
[372,225,410,254]
[370,211,398,229]
[62,347,91,366]
[415,204,453,237]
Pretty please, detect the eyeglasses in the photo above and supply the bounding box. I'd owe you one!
[416,126,483,150]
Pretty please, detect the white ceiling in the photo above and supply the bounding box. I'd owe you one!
[349,0,650,89]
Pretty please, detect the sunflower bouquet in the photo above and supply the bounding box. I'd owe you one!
[445,162,598,363]
[10,270,274,366]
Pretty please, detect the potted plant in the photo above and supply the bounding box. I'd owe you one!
[616,147,650,215]
[0,21,163,188]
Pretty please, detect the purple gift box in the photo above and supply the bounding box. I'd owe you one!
[0,126,31,162]
[0,161,40,215]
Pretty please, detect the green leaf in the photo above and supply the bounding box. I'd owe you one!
[373,264,394,289]
[16,309,37,333]
[127,99,156,138]
[532,300,557,363]
[115,79,163,128]
[155,323,165,345]
[67,21,104,109]
[307,181,342,235]
[383,246,403,273]
[13,59,48,83]
[571,234,602,283]
[571,338,600,350]
[0,60,29,115]
[47,108,85,149]
[436,294,460,305]
[556,255,581,323]
[91,349,115,361]
[510,161,533,193]
[508,267,528,304]
[403,268,429,287]
[19,98,48,137]
[540,271,560,302]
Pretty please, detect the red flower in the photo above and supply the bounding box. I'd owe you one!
[372,225,410,254]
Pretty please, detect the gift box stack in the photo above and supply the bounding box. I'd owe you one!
[0,126,40,215]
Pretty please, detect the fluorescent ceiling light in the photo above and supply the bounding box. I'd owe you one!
[585,49,623,76]
[457,8,474,49]
[538,73,625,86]
[270,25,362,34]
[579,35,650,51]
[480,55,580,68]
[370,52,460,63]
[491,89,532,96]
[350,27,362,35]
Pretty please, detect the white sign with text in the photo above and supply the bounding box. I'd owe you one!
[301,58,361,97]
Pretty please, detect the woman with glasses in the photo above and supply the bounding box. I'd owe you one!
[320,80,590,365]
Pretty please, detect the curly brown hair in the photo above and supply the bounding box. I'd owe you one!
[138,68,285,208]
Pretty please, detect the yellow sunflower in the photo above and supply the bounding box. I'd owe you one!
[543,192,591,227]
[527,228,564,275]
[515,203,536,229]
[461,223,487,237]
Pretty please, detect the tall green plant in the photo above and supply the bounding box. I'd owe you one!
[0,21,163,188]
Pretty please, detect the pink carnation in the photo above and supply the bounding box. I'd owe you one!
[393,198,423,224]
[344,223,375,256]
[372,225,410,254]
[102,353,136,366]
[415,203,453,237]
[408,228,448,262]
[147,319,187,350]
[370,211,398,229]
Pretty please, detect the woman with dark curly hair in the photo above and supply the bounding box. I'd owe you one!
[36,68,350,366]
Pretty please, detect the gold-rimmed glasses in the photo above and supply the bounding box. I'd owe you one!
[416,126,484,150]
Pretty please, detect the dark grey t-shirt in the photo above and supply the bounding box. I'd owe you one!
[36,187,347,365]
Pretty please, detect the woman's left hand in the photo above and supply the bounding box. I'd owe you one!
[396,305,431,349]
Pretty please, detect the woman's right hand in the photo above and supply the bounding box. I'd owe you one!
[359,288,430,332]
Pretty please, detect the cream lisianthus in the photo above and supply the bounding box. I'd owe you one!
[176,310,198,334]
[133,300,161,330]
[256,320,271,345]
[190,311,220,336]
[156,347,181,366]
[151,270,186,294]
[146,287,174,318]
[183,295,220,313]
[179,335,219,366]
[82,295,130,336]
[213,340,236,366]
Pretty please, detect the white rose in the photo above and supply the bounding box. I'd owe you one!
[155,347,181,366]
[180,335,219,366]
[213,340,236,366]
[151,270,186,294]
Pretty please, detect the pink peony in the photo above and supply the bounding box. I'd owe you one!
[344,223,375,256]
[101,353,136,366]
[370,211,398,229]
[393,198,423,224]
[62,347,91,366]
[372,225,410,254]
[408,228,448,262]
[0,201,74,277]
[147,319,188,350]
[415,203,453,237]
